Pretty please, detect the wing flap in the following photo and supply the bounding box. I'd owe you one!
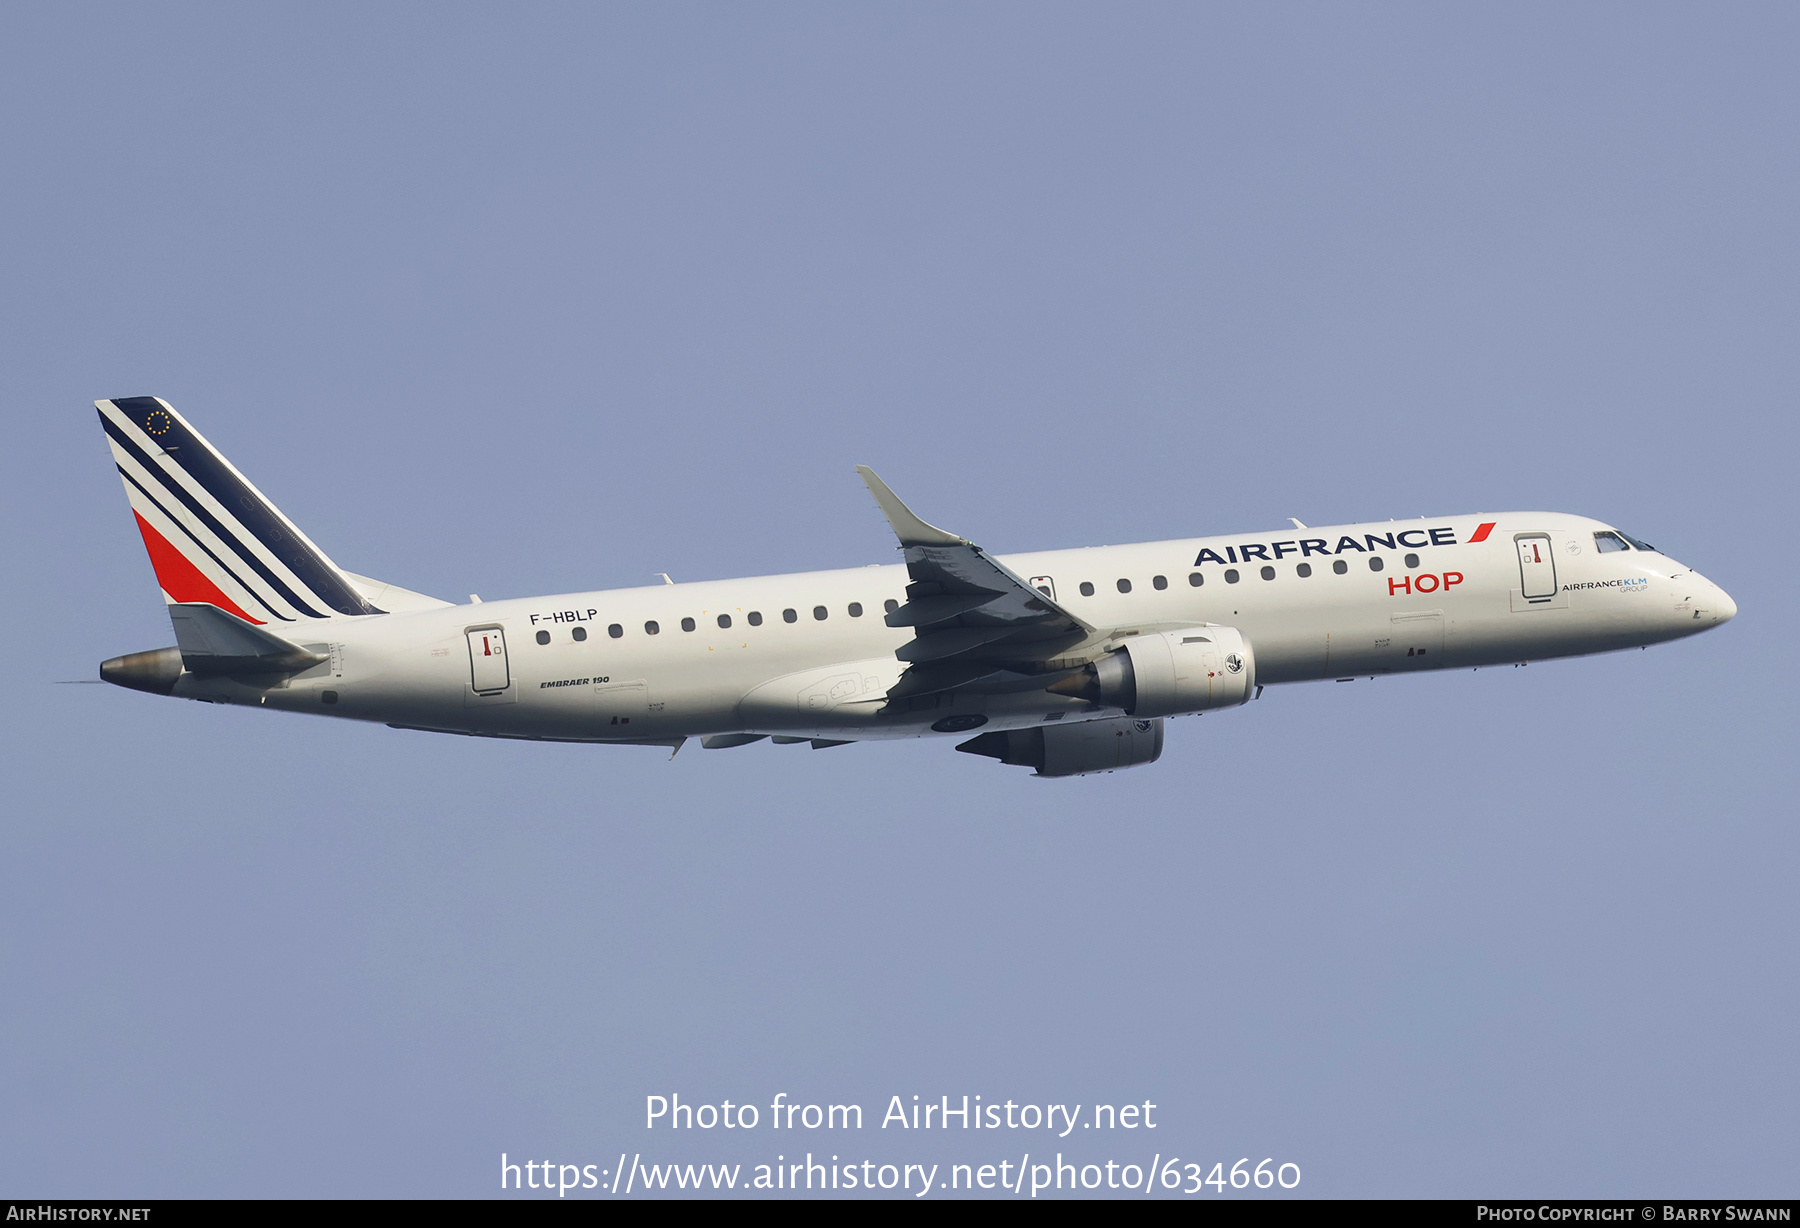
[894,623,1022,663]
[884,591,1000,627]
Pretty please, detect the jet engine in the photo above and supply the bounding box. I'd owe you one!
[957,716,1165,777]
[1046,627,1254,718]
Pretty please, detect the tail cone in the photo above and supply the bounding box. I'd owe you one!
[100,647,183,696]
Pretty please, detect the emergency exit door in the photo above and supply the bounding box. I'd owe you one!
[1516,535,1557,601]
[466,627,510,693]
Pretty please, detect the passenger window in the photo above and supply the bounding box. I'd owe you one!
[717,614,732,629]
[1594,531,1631,553]
[1116,578,1132,594]
[813,605,828,621]
[1333,560,1347,575]
[884,599,899,614]
[1188,573,1203,587]
[848,602,863,617]
[572,626,587,641]
[681,617,696,632]
[747,611,762,626]
[1224,569,1240,584]
[1369,557,1384,572]
[1153,575,1167,590]
[1260,566,1275,580]
[535,630,550,645]
[645,621,660,635]
[783,608,797,623]
[1297,563,1312,578]
[608,624,623,638]
[1404,553,1420,568]
[1079,582,1095,596]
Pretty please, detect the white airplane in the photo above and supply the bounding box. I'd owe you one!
[94,397,1737,776]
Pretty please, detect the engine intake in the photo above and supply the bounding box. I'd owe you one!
[1046,627,1254,718]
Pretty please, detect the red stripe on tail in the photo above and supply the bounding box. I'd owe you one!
[132,511,264,624]
[1468,522,1496,543]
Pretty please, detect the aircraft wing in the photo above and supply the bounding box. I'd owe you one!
[856,467,1095,708]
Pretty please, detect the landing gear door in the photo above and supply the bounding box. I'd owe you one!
[467,626,510,693]
[1515,534,1557,601]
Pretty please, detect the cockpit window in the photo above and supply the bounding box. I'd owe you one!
[1594,531,1631,553]
[1623,533,1656,552]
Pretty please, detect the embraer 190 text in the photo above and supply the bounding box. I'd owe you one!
[93,398,1736,776]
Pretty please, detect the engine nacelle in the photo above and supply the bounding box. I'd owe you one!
[958,716,1165,777]
[1048,627,1255,718]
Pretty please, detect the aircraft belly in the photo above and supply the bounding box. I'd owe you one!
[735,657,906,732]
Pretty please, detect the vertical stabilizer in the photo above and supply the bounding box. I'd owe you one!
[96,397,381,623]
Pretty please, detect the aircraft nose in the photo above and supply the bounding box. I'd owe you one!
[1712,582,1738,624]
[1669,571,1737,630]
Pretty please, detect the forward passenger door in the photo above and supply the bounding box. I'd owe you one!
[1516,535,1557,602]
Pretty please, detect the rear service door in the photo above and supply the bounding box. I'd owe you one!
[467,627,510,693]
[1516,535,1557,601]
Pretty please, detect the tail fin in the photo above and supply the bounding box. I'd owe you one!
[96,397,382,623]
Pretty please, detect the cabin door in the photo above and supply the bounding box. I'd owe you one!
[466,627,510,694]
[1516,535,1557,602]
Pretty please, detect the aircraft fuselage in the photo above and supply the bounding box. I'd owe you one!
[171,512,1734,746]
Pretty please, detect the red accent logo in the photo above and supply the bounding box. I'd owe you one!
[132,511,264,624]
[1390,572,1463,596]
[1467,522,1496,543]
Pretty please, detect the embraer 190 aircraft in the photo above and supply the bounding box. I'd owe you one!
[94,397,1736,776]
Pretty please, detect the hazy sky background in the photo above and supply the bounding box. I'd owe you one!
[3,2,1794,1198]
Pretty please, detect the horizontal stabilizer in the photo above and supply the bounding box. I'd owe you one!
[168,602,327,674]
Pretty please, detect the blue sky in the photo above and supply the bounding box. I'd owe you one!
[2,2,1794,1197]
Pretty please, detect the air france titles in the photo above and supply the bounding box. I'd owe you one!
[1193,525,1464,568]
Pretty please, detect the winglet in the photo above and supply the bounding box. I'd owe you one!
[855,466,968,547]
